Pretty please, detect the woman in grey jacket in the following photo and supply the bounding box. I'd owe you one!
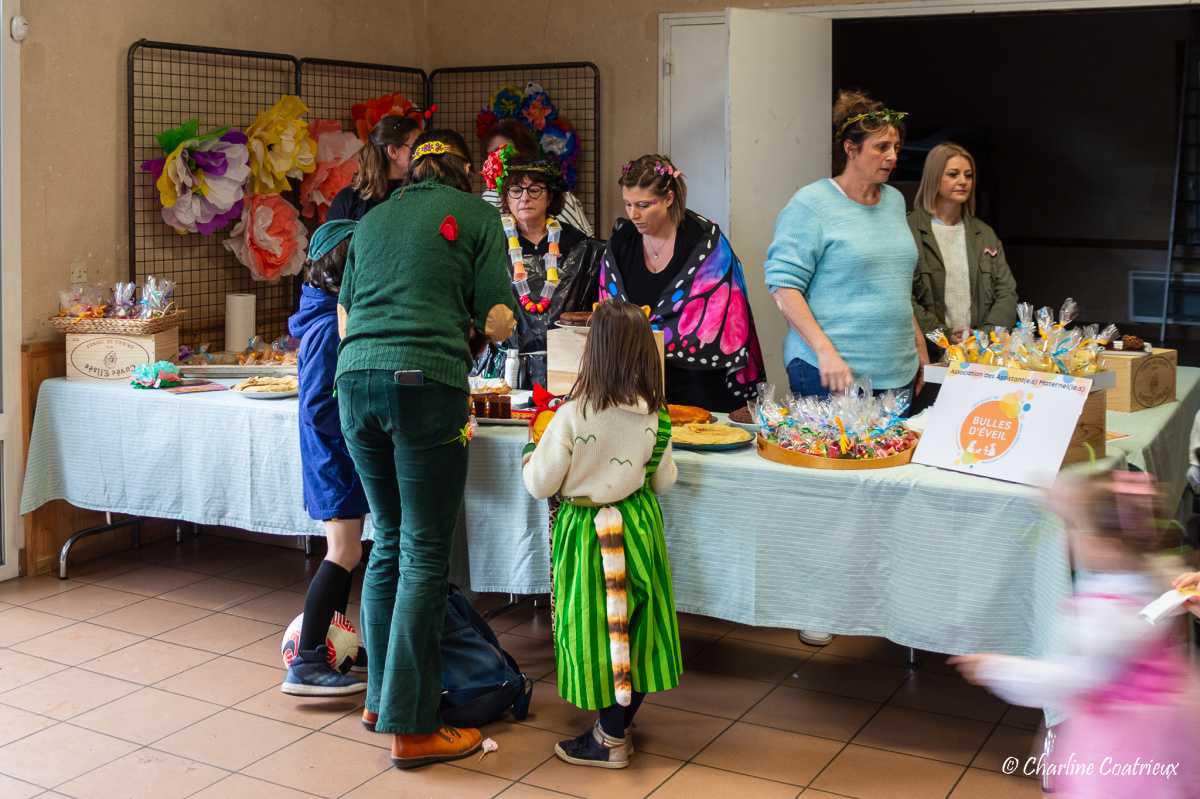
[909,143,1018,341]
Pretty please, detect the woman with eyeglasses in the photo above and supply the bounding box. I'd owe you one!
[327,115,421,222]
[599,154,764,412]
[763,90,929,648]
[478,149,603,389]
[480,118,594,237]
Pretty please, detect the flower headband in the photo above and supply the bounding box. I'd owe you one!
[412,140,466,163]
[481,143,516,192]
[620,159,684,180]
[836,109,908,138]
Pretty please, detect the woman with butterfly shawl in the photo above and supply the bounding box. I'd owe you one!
[599,155,764,413]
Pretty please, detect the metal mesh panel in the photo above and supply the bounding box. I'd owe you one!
[298,58,427,137]
[429,63,601,224]
[128,40,299,350]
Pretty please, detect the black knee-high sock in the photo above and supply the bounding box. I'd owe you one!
[624,691,646,726]
[597,691,646,738]
[298,560,353,653]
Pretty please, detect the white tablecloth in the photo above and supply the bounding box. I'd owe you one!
[26,375,1194,657]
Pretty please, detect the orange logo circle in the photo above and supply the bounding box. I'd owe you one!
[958,393,1024,464]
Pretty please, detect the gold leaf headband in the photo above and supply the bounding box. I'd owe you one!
[836,109,908,138]
[412,140,466,163]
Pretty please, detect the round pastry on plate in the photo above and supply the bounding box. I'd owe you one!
[728,406,754,424]
[557,311,592,328]
[667,404,714,425]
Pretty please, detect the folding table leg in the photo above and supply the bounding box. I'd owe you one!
[906,647,921,670]
[58,516,142,579]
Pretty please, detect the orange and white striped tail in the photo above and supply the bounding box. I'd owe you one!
[594,506,632,707]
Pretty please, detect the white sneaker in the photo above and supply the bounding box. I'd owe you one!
[799,630,833,646]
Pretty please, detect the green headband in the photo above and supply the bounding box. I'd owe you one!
[837,109,908,138]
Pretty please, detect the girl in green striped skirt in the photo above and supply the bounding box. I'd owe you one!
[522,300,682,769]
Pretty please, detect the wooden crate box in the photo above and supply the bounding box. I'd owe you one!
[1060,389,1107,467]
[1098,348,1177,413]
[65,327,178,381]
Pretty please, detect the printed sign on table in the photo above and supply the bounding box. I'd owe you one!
[913,361,1092,486]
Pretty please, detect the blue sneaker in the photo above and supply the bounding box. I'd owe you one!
[281,646,367,697]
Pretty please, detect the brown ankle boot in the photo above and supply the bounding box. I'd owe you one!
[391,725,482,769]
[361,709,378,732]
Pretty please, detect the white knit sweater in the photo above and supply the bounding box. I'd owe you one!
[523,400,677,504]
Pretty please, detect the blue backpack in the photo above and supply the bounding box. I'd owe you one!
[439,585,534,727]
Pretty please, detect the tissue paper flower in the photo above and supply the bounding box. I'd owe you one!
[140,120,250,235]
[350,92,419,142]
[520,90,557,132]
[299,120,363,222]
[490,85,523,118]
[131,360,183,389]
[475,109,499,143]
[223,194,309,281]
[245,96,317,196]
[540,118,580,190]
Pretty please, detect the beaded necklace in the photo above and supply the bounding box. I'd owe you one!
[502,214,561,315]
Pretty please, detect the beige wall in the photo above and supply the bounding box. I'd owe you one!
[19,0,877,343]
[20,0,427,342]
[425,0,871,235]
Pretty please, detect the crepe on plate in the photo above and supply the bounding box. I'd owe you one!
[233,375,298,393]
[672,422,752,446]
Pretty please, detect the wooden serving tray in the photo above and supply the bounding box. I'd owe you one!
[755,433,918,470]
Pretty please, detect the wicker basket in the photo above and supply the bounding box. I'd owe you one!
[755,433,919,470]
[48,310,184,336]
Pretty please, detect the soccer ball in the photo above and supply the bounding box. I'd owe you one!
[281,612,359,674]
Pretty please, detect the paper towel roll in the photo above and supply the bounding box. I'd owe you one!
[225,294,256,352]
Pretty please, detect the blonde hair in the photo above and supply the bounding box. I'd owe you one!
[916,143,977,217]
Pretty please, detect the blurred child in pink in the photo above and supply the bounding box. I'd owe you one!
[953,471,1199,798]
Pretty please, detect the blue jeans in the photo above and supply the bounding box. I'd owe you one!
[785,358,916,416]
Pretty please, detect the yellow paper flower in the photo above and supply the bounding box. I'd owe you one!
[245,96,317,196]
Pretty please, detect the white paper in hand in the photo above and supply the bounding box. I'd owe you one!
[1139,588,1198,624]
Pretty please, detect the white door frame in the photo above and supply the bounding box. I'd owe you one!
[657,12,729,158]
[658,0,1187,175]
[1,0,22,582]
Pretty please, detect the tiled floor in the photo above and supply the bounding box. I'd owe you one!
[0,536,1048,798]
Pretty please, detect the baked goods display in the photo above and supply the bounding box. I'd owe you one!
[667,404,714,425]
[472,393,512,419]
[754,381,918,466]
[233,375,298,393]
[1107,334,1152,353]
[728,406,754,425]
[468,378,513,419]
[557,311,592,327]
[672,422,752,446]
[927,298,1117,376]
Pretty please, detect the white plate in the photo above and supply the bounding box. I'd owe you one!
[236,389,298,400]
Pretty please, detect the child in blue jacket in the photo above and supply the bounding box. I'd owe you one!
[282,220,370,696]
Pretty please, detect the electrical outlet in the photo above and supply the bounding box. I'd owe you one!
[70,266,87,284]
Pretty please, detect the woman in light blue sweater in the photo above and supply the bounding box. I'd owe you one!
[764,91,929,649]
[765,90,929,402]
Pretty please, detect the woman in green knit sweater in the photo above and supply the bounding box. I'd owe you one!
[336,129,516,769]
